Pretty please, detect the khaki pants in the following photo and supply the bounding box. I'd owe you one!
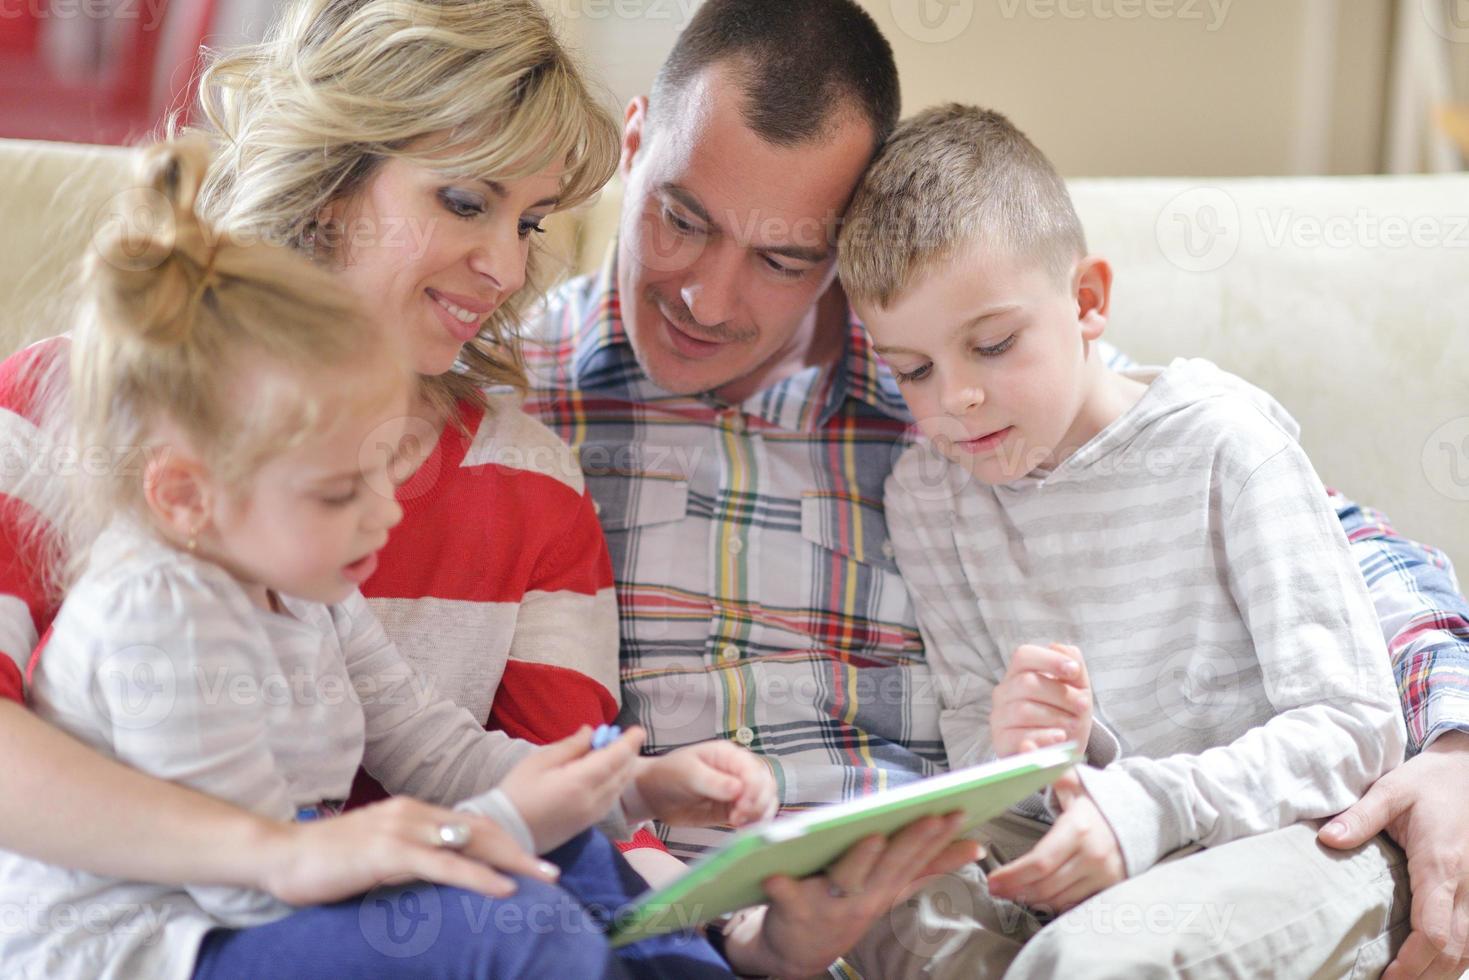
[844,813,1410,979]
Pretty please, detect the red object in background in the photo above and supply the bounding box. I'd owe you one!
[0,0,218,144]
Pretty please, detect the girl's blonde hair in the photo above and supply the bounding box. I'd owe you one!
[44,135,407,591]
[193,0,620,420]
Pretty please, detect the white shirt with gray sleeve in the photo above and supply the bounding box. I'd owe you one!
[884,358,1406,877]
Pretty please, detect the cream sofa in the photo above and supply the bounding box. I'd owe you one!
[3,137,1466,570]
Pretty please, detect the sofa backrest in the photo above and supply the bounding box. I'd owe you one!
[3,137,1464,569]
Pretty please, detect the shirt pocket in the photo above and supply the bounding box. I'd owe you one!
[585,470,691,531]
[799,489,900,574]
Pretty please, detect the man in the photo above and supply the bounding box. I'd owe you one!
[524,1,1469,976]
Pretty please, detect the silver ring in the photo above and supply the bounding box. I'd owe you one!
[435,822,472,850]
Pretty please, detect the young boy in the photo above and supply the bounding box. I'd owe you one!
[836,104,1409,975]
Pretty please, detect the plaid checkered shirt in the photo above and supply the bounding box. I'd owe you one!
[523,251,1469,859]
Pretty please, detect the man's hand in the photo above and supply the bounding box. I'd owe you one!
[720,813,982,978]
[626,740,778,828]
[1319,730,1469,980]
[991,643,1092,757]
[987,767,1124,913]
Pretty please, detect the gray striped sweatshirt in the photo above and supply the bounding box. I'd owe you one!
[885,357,1406,877]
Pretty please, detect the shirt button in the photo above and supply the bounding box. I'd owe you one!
[727,537,744,555]
[593,501,602,516]
[734,726,755,747]
[881,539,895,559]
[720,643,739,662]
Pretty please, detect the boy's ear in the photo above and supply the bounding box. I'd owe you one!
[142,448,214,544]
[1073,255,1113,342]
[620,96,649,181]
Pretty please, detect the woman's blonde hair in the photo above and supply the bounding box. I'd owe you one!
[41,135,408,591]
[193,0,620,420]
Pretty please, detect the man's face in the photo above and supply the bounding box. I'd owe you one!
[616,64,875,401]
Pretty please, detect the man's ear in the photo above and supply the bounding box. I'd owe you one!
[1074,255,1113,343]
[620,96,649,181]
[142,448,213,545]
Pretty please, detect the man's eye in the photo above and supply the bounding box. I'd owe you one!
[763,256,805,279]
[664,207,701,235]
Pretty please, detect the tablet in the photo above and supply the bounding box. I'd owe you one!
[609,742,1081,947]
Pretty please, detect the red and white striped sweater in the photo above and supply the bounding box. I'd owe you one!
[0,337,665,851]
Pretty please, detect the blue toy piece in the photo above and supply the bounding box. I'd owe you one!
[591,724,622,750]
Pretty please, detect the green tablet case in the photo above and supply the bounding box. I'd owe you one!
[609,742,1081,947]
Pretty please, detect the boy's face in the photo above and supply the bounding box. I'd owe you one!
[858,243,1109,486]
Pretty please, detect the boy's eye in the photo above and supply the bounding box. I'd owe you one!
[438,188,486,219]
[977,335,1017,357]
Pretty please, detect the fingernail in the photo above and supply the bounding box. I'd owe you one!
[1323,820,1345,838]
[538,861,560,879]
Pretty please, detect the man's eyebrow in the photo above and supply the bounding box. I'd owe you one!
[478,178,559,210]
[660,183,829,263]
[660,184,716,230]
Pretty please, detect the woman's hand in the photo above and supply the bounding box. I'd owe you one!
[625,741,778,827]
[256,796,560,906]
[991,643,1092,757]
[499,725,645,852]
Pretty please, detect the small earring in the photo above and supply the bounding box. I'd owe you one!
[187,525,202,553]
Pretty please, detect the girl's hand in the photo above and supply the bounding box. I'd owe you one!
[499,725,645,852]
[626,741,778,827]
[991,643,1092,757]
[257,796,560,906]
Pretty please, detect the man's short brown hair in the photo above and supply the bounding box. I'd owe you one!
[838,104,1087,307]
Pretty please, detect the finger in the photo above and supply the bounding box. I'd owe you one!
[989,821,1083,898]
[866,813,963,894]
[914,838,985,881]
[1415,876,1460,957]
[762,874,802,907]
[402,848,521,898]
[1384,930,1439,980]
[1009,644,1082,682]
[1046,872,1109,914]
[824,834,890,893]
[1049,643,1090,687]
[1051,768,1083,807]
[533,725,596,766]
[1005,672,1090,714]
[1000,700,1083,732]
[457,820,559,882]
[1318,776,1405,850]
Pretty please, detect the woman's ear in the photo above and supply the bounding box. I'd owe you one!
[1074,255,1113,342]
[620,96,649,181]
[142,447,213,546]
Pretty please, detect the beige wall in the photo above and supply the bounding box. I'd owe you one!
[551,0,1407,177]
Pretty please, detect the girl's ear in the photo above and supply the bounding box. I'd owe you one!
[142,447,214,545]
[1074,255,1113,343]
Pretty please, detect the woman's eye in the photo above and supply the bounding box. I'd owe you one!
[518,217,547,239]
[438,189,486,219]
[894,363,931,384]
[977,335,1017,357]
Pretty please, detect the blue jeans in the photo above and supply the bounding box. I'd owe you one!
[193,829,732,979]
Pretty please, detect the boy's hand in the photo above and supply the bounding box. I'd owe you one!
[500,725,645,852]
[991,642,1092,757]
[987,766,1124,913]
[625,741,778,828]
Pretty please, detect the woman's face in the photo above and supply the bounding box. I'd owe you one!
[320,149,564,376]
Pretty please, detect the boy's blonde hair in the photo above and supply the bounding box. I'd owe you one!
[193,0,620,419]
[44,136,409,590]
[838,104,1087,308]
